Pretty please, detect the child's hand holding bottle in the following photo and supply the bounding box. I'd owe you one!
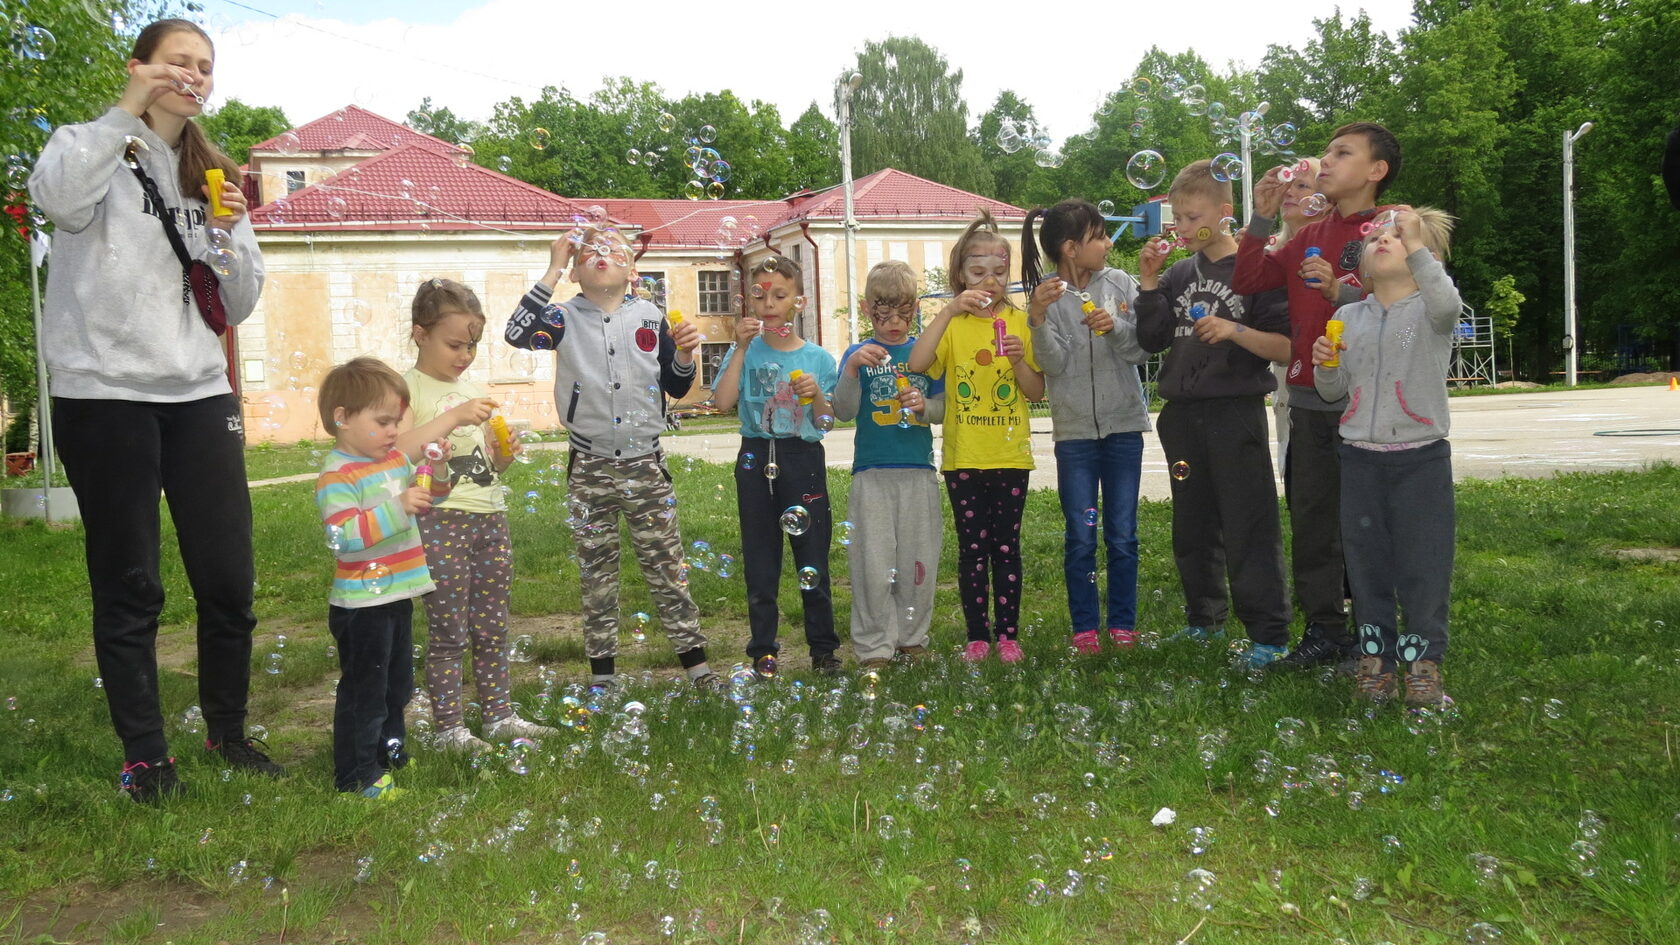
[447,396,498,431]
[1027,278,1065,325]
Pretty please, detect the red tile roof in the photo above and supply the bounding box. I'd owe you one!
[249,143,616,231]
[249,105,460,157]
[784,168,1026,222]
[597,198,787,250]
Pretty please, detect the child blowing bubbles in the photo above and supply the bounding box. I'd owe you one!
[404,279,556,752]
[1311,207,1461,706]
[713,256,842,678]
[315,358,454,798]
[504,227,719,691]
[831,261,944,671]
[907,211,1045,664]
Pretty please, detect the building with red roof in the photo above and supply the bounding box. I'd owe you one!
[236,108,1026,442]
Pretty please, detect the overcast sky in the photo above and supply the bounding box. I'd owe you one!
[209,0,1417,153]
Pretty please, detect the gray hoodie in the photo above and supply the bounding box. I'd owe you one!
[1314,249,1462,445]
[1029,267,1152,441]
[29,108,264,402]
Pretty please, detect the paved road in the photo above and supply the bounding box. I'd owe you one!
[658,386,1680,500]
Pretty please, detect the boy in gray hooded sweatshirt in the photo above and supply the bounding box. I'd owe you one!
[1312,206,1460,707]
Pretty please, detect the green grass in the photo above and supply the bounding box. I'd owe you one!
[1,460,1677,944]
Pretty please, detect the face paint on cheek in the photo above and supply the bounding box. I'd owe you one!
[1196,227,1211,241]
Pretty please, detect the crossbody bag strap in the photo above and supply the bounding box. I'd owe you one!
[124,143,194,271]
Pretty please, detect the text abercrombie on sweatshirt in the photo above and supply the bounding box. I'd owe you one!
[29,108,264,402]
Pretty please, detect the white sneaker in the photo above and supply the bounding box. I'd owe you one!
[484,715,559,741]
[434,725,491,754]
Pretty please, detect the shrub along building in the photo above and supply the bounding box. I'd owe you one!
[240,106,1024,442]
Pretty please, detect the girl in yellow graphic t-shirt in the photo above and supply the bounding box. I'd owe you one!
[908,211,1044,664]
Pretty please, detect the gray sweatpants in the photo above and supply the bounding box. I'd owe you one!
[846,467,943,661]
[1340,439,1455,666]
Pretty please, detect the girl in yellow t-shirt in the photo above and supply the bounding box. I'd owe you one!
[404,279,556,753]
[908,211,1044,664]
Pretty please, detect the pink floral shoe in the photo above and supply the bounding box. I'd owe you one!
[1072,630,1101,655]
[962,640,991,662]
[997,638,1024,663]
[1108,628,1137,648]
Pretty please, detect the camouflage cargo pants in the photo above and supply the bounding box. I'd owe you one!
[567,450,706,659]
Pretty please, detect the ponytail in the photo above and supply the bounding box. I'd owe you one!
[1020,208,1048,293]
[175,118,242,199]
[946,209,1006,293]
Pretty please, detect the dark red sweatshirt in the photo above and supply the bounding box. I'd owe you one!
[1232,206,1392,401]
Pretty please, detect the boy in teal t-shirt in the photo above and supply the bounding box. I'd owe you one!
[831,262,946,669]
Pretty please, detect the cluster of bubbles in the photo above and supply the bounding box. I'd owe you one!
[994,118,1063,169]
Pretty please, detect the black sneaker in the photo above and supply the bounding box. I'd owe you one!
[1269,624,1350,671]
[121,757,185,804]
[752,654,779,679]
[207,736,287,778]
[811,652,844,675]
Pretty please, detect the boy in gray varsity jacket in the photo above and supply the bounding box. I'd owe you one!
[505,229,717,690]
[1311,207,1460,707]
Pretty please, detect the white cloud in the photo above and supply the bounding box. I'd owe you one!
[212,0,1416,156]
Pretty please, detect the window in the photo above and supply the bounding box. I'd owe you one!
[698,271,732,314]
[700,342,732,389]
[285,170,306,194]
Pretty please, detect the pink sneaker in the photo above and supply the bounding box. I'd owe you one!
[963,640,991,662]
[997,638,1024,663]
[1072,630,1101,655]
[1108,628,1137,648]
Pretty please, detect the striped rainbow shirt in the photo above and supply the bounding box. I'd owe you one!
[315,448,435,608]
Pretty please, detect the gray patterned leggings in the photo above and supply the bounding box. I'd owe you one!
[417,509,513,728]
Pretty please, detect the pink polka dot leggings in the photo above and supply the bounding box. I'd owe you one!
[943,468,1030,643]
[417,509,514,729]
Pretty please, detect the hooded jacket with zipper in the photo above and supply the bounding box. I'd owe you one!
[1029,267,1151,440]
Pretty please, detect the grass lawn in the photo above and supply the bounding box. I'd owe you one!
[1,457,1676,944]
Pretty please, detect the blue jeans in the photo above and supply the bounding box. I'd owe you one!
[328,599,413,792]
[1055,434,1144,632]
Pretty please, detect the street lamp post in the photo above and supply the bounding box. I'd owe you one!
[1562,120,1593,386]
[838,71,863,347]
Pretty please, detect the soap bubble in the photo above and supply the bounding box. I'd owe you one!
[1125,150,1166,191]
[497,155,512,172]
[1176,868,1219,911]
[657,112,676,133]
[626,148,641,165]
[1034,149,1065,169]
[684,180,703,200]
[1185,826,1216,855]
[1133,106,1152,123]
[1270,122,1299,147]
[509,634,534,662]
[711,160,733,183]
[798,567,820,591]
[1083,508,1098,527]
[530,331,555,350]
[361,563,393,595]
[1130,76,1154,97]
[1128,122,1146,139]
[14,25,57,60]
[210,247,236,277]
[1097,199,1116,216]
[814,414,835,434]
[276,131,301,156]
[1211,152,1246,183]
[1181,84,1208,115]
[837,521,855,546]
[1300,193,1330,217]
[529,128,550,150]
[698,125,717,143]
[779,506,811,536]
[740,452,756,471]
[629,612,650,644]
[1171,460,1190,481]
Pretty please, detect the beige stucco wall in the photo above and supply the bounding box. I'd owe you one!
[247,153,381,207]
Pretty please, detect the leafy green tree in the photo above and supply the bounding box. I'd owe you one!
[844,37,990,195]
[973,91,1043,207]
[404,97,480,145]
[200,98,289,165]
[785,103,837,192]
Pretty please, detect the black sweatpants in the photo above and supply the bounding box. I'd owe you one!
[1156,397,1290,646]
[734,437,839,660]
[1283,405,1351,640]
[1340,440,1455,667]
[53,395,257,764]
[328,598,414,792]
[943,468,1031,643]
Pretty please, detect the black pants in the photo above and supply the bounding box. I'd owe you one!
[53,395,256,763]
[1283,405,1350,640]
[328,599,414,792]
[734,437,838,659]
[1340,440,1455,667]
[944,468,1031,642]
[1156,397,1290,645]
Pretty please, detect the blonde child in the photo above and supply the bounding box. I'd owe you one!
[712,256,842,678]
[907,211,1045,663]
[315,358,452,797]
[1022,199,1150,654]
[831,261,944,670]
[404,278,556,751]
[1311,207,1461,705]
[504,229,719,690]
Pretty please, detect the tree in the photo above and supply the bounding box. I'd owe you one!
[973,91,1043,206]
[200,98,290,165]
[405,97,480,145]
[785,103,837,192]
[844,37,990,194]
